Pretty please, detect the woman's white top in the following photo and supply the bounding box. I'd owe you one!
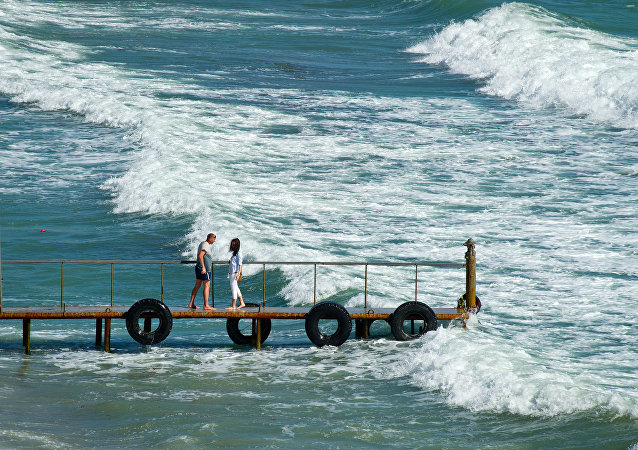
[228,251,242,276]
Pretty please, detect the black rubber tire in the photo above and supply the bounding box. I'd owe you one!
[459,293,482,312]
[125,298,173,345]
[305,301,352,347]
[390,301,437,341]
[226,303,272,345]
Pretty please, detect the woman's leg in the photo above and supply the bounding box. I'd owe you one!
[227,277,239,309]
[237,289,245,308]
[234,280,244,307]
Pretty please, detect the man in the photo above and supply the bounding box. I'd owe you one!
[188,233,216,310]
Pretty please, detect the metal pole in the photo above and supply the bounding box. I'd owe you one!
[60,262,64,308]
[211,264,215,308]
[110,263,114,308]
[414,264,418,302]
[262,264,266,308]
[160,263,164,303]
[0,226,3,314]
[364,264,368,311]
[464,238,477,309]
[313,264,317,305]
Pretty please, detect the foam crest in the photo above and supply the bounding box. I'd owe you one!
[394,325,638,418]
[408,3,638,129]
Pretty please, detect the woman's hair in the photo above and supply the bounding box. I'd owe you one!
[229,238,240,256]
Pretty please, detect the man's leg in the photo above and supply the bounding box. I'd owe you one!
[203,280,215,310]
[189,280,203,308]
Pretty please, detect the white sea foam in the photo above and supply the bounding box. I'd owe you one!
[407,3,638,129]
[392,325,638,418]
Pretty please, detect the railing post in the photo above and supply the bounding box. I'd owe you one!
[211,263,215,307]
[464,239,477,309]
[0,235,3,314]
[110,263,114,308]
[364,264,368,311]
[60,262,64,308]
[414,264,418,302]
[160,263,164,303]
[262,264,266,308]
[313,264,317,305]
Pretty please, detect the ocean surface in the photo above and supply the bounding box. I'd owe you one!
[1,0,637,447]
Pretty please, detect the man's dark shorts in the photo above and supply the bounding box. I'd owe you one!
[195,266,211,281]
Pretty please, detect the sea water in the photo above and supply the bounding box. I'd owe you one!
[0,0,637,447]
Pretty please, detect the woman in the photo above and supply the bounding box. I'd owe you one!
[226,238,246,310]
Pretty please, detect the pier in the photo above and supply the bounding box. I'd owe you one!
[0,239,479,354]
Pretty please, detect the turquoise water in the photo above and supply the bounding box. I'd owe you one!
[1,0,637,447]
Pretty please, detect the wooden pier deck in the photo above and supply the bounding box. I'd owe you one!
[0,305,466,321]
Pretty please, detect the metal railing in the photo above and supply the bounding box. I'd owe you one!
[0,239,477,312]
[0,260,464,311]
[240,260,465,310]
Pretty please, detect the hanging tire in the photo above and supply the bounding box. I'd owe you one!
[125,298,173,345]
[390,301,437,341]
[457,293,482,312]
[305,301,352,347]
[226,303,272,345]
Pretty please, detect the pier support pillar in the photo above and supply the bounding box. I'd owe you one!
[95,319,102,347]
[144,317,152,333]
[464,239,477,310]
[23,319,31,355]
[355,319,371,339]
[104,318,111,353]
[256,319,261,350]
